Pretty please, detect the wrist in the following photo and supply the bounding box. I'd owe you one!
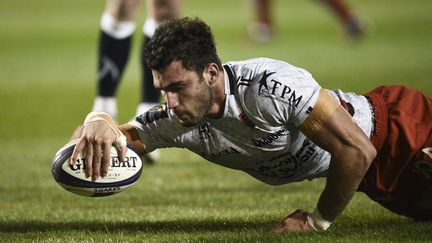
[84,111,112,125]
[307,208,332,231]
[84,112,119,135]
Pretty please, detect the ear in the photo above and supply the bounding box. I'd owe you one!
[204,63,220,85]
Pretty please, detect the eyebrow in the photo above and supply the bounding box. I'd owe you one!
[156,81,184,91]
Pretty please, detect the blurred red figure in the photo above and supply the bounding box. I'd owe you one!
[249,0,365,43]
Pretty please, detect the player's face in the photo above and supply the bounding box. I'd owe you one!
[153,60,214,127]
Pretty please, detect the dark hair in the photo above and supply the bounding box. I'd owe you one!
[144,17,222,75]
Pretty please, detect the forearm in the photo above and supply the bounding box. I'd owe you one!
[119,123,145,155]
[317,148,374,222]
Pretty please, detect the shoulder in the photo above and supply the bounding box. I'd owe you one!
[226,58,311,75]
[225,58,317,98]
[225,58,321,126]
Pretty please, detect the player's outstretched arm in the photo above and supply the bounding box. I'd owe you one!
[69,112,144,181]
[273,90,377,233]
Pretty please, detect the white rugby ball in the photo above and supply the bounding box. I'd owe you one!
[51,139,143,197]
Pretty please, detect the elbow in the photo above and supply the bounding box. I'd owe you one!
[367,144,377,163]
[334,140,377,174]
[358,142,377,172]
[365,140,377,164]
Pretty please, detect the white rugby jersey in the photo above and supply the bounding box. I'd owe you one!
[131,58,374,185]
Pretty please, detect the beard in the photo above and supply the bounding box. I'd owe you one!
[177,78,214,127]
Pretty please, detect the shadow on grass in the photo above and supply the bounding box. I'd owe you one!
[0,219,274,233]
[1,217,431,238]
[0,218,432,242]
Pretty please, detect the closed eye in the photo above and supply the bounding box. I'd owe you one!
[164,82,185,93]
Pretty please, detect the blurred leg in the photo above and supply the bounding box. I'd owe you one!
[317,0,364,39]
[93,0,141,119]
[137,0,181,116]
[248,0,272,43]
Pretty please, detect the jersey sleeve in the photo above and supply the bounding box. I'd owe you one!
[239,58,321,127]
[128,104,187,153]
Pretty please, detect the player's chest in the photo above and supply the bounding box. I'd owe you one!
[184,120,298,166]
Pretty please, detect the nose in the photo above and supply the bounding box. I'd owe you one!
[165,92,179,109]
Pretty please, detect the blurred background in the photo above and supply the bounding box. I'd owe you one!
[1,0,431,140]
[0,0,431,241]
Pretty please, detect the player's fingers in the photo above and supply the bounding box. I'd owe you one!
[85,142,93,178]
[272,222,285,233]
[274,210,312,233]
[70,138,86,165]
[115,134,127,162]
[101,141,111,178]
[118,145,128,163]
[92,140,102,181]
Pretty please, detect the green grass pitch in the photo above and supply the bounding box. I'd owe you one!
[1,0,431,242]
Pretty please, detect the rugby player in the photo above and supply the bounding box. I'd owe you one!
[71,17,432,232]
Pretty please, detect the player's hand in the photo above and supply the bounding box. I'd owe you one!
[70,120,116,181]
[272,209,316,233]
[69,114,127,181]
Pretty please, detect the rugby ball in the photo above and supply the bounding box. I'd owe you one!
[51,139,143,197]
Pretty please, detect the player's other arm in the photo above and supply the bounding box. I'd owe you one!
[69,112,145,181]
[274,90,377,232]
[307,92,376,219]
